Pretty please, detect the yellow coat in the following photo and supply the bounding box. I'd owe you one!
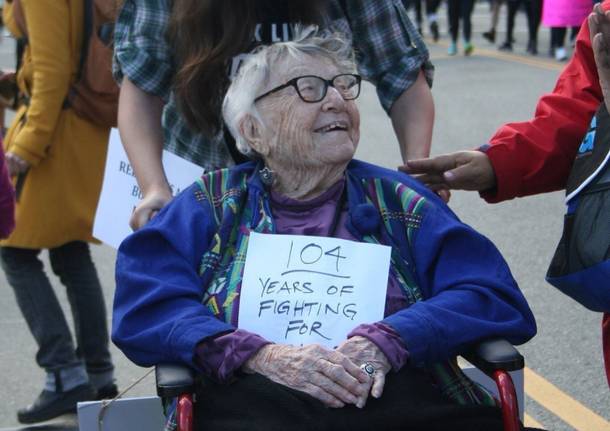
[2,0,109,249]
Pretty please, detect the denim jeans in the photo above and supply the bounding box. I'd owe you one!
[0,242,114,382]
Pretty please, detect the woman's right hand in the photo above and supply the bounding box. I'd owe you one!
[401,150,496,193]
[243,344,370,408]
[129,186,173,230]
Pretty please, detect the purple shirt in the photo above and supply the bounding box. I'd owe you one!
[195,179,409,382]
[0,145,15,239]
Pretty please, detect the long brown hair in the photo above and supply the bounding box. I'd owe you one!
[168,0,326,137]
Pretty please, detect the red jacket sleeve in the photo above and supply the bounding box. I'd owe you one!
[482,4,605,203]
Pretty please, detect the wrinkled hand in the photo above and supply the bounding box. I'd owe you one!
[400,150,496,192]
[243,344,370,408]
[590,3,610,111]
[129,186,172,231]
[336,336,391,405]
[5,152,29,176]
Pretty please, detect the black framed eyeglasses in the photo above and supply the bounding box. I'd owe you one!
[254,74,362,103]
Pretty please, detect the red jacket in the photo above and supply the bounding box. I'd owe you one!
[483,2,610,386]
[483,2,604,203]
[0,143,15,239]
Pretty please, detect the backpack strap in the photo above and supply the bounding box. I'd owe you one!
[63,0,93,109]
[77,0,93,83]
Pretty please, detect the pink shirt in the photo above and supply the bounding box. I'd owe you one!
[542,0,592,27]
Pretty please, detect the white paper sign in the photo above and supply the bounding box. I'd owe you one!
[93,129,204,249]
[238,232,391,348]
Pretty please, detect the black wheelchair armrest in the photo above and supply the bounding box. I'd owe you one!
[155,364,196,398]
[461,338,524,375]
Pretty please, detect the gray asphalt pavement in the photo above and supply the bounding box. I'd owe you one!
[1,3,609,430]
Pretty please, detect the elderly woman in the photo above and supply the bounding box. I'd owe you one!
[113,32,537,431]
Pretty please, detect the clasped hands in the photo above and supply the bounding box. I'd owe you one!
[243,336,391,409]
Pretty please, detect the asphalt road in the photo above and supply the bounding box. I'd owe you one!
[0,3,609,430]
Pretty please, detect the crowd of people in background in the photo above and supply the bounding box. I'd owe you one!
[404,0,600,60]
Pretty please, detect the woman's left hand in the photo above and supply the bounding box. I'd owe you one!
[336,336,392,406]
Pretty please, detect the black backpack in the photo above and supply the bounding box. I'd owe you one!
[546,103,610,312]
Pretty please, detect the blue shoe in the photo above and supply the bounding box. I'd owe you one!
[448,42,457,56]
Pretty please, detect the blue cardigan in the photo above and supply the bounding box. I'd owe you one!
[112,160,536,372]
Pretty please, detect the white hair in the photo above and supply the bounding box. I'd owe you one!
[222,27,356,158]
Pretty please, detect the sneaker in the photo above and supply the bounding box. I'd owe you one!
[482,29,496,43]
[464,42,474,56]
[96,383,119,400]
[526,39,538,55]
[448,42,457,56]
[430,21,439,42]
[498,41,513,52]
[555,47,568,61]
[17,383,96,424]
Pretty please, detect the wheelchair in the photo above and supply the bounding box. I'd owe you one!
[155,338,524,431]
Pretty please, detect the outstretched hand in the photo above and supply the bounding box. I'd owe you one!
[400,150,496,193]
[590,3,610,112]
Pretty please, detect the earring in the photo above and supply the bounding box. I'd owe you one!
[259,166,275,186]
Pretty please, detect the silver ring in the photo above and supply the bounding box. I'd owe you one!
[360,362,376,377]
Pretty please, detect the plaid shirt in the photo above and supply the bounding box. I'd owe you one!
[113,0,434,170]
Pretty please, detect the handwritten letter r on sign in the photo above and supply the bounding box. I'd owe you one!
[238,232,391,348]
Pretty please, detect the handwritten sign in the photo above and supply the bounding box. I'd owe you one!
[93,129,204,249]
[238,232,391,348]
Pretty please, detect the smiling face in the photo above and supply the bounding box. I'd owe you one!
[249,54,361,170]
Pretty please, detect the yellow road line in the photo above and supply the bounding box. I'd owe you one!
[524,413,544,429]
[524,367,610,431]
[430,39,564,71]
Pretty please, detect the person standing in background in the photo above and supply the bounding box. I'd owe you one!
[543,0,592,60]
[402,0,442,41]
[446,0,475,55]
[115,0,436,231]
[426,0,442,42]
[483,0,506,44]
[528,0,543,54]
[498,0,542,55]
[0,0,116,424]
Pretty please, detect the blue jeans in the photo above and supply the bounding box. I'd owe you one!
[1,242,113,381]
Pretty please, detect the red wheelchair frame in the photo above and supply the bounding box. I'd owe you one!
[156,338,524,431]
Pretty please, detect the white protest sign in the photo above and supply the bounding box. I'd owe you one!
[93,129,204,249]
[238,232,391,348]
